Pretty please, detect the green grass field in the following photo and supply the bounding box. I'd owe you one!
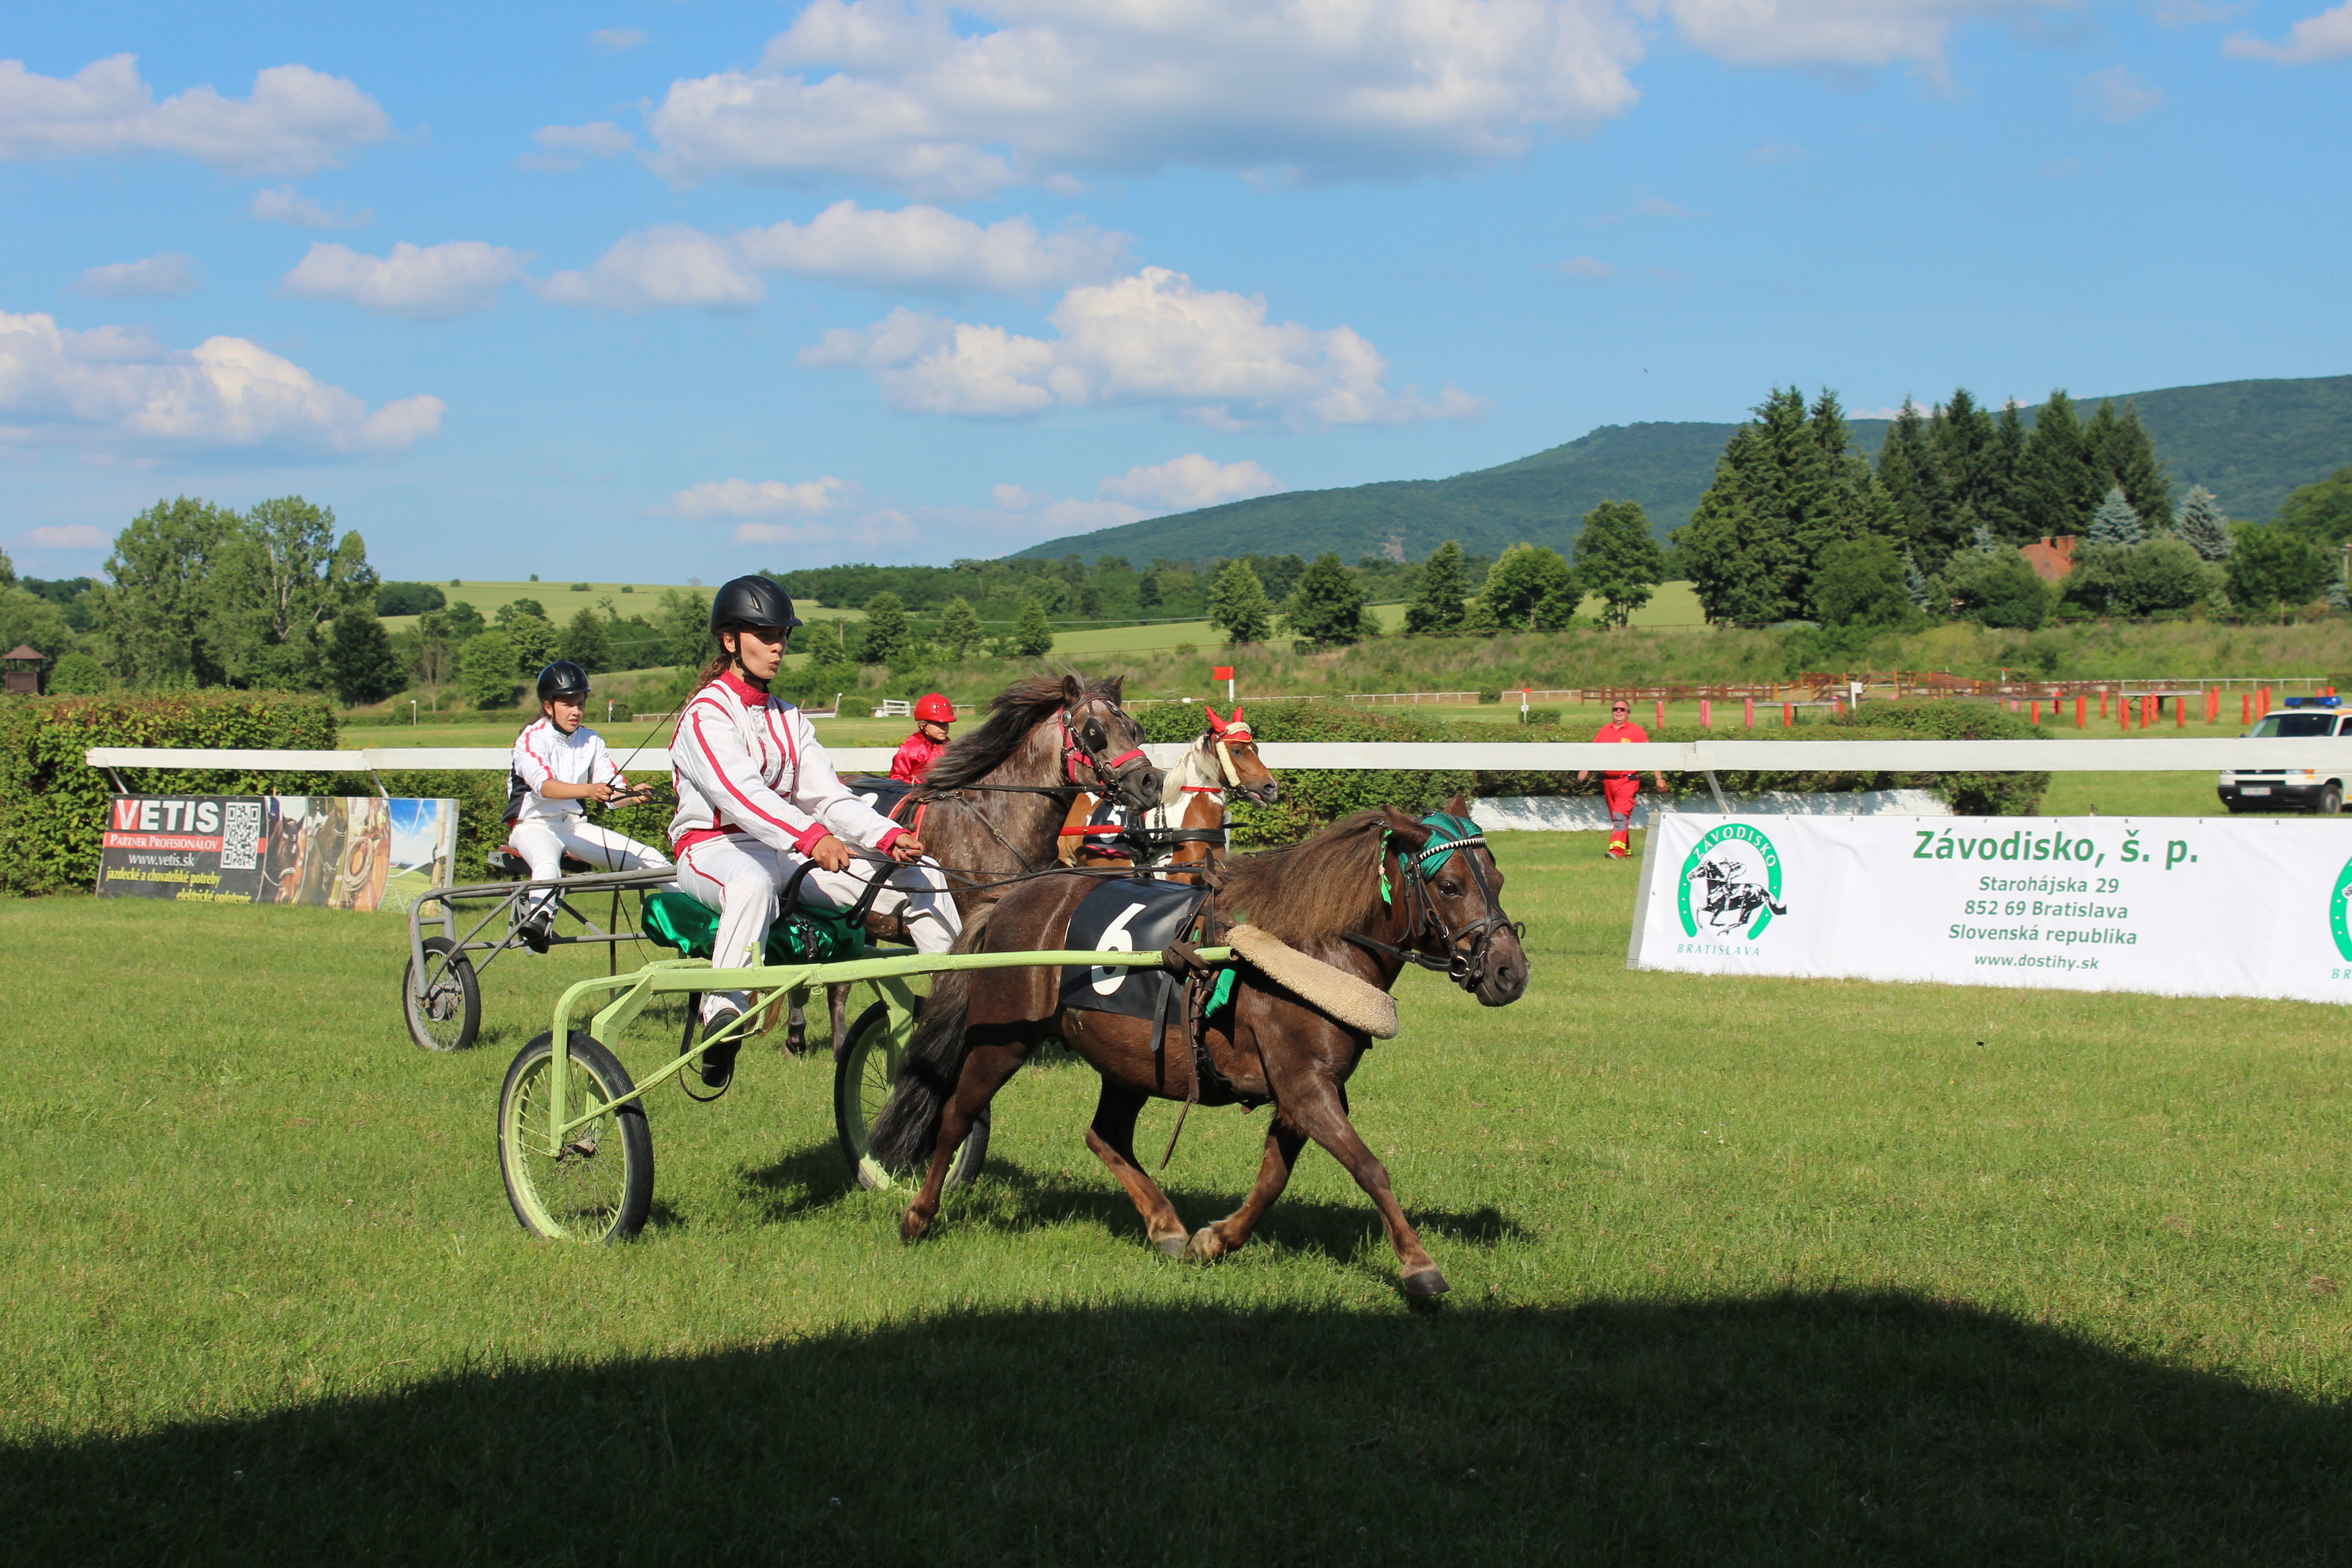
[7,837,2350,1561]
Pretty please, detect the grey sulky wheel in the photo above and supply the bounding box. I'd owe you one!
[402,936,481,1052]
[833,1000,987,1192]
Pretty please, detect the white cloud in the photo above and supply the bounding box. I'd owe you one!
[538,225,764,311]
[1635,0,2063,78]
[728,510,926,552]
[1545,255,1616,277]
[642,0,1645,197]
[1098,453,1284,510]
[278,240,529,320]
[668,476,860,520]
[2079,63,2163,120]
[801,267,1488,428]
[542,201,1128,310]
[0,55,389,174]
[519,119,636,172]
[590,29,649,52]
[0,310,443,458]
[2225,1,2352,61]
[11,524,110,549]
[77,253,203,298]
[249,184,374,229]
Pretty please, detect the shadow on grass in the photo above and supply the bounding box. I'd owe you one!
[732,1143,1533,1262]
[10,1294,2347,1565]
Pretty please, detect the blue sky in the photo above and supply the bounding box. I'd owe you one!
[3,0,2346,583]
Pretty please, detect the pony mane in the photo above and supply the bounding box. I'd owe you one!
[922,672,1127,795]
[1218,811,1391,943]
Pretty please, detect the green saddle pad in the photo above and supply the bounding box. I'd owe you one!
[642,889,867,967]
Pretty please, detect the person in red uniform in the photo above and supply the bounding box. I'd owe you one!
[1577,698,1669,860]
[889,692,956,781]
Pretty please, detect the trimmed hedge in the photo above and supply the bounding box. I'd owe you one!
[0,692,341,896]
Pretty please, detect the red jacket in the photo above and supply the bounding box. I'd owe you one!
[889,729,945,782]
[1592,719,1648,781]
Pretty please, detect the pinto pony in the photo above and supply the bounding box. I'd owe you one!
[1057,704,1278,878]
[869,798,1530,1298]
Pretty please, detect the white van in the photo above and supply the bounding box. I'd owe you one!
[2217,700,2351,815]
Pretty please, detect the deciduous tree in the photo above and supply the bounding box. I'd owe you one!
[1011,596,1056,656]
[460,630,519,708]
[327,610,404,706]
[1403,540,1471,634]
[937,596,985,658]
[1282,553,1370,649]
[1571,502,1665,628]
[1207,559,1273,644]
[857,591,913,664]
[1480,542,1577,632]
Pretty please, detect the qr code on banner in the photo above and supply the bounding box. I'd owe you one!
[220,801,261,869]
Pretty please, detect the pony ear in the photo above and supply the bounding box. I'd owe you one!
[1204,705,1228,734]
[1060,674,1084,706]
[1446,792,1469,817]
[1379,805,1431,847]
[1230,703,1247,727]
[1100,674,1124,702]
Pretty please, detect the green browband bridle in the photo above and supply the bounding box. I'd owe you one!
[1356,811,1517,989]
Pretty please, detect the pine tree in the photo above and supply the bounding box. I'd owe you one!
[1972,517,1997,553]
[2016,390,2102,538]
[937,595,985,657]
[1677,387,1872,625]
[1571,500,1666,627]
[1011,596,1055,657]
[1984,399,2031,542]
[2099,402,2172,528]
[1282,553,1369,649]
[1876,399,1960,569]
[1207,559,1273,644]
[1403,540,1470,634]
[2173,487,2234,561]
[2087,485,2145,546]
[1931,389,2010,540]
[1904,549,1931,610]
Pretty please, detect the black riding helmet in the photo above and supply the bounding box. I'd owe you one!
[708,575,802,634]
[536,660,591,702]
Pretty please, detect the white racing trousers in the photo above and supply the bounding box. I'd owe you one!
[674,834,962,1021]
[508,818,672,912]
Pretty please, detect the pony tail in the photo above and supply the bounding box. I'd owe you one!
[867,904,996,1171]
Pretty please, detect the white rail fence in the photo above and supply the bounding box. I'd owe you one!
[82,738,2331,777]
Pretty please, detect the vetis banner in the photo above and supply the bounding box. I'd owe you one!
[1631,814,2352,1006]
[97,795,458,912]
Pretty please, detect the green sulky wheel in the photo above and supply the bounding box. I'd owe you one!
[499,1030,654,1243]
[832,1000,987,1192]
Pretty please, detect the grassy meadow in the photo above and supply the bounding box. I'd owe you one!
[7,835,2351,1561]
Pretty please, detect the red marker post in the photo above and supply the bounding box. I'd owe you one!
[1212,664,1235,703]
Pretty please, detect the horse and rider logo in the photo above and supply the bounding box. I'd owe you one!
[1676,823,1788,940]
[2330,855,2352,963]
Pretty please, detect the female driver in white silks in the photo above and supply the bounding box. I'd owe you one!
[668,575,961,1088]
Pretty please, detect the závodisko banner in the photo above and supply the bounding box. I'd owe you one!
[96,794,457,912]
[1630,813,2352,1006]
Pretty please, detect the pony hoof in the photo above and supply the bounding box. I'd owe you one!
[1401,1268,1450,1298]
[1183,1226,1226,1262]
[1155,1235,1188,1258]
[900,1211,932,1244]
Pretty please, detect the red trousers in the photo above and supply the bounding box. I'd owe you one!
[1603,777,1639,854]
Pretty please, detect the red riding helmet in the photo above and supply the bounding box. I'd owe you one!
[913,692,956,724]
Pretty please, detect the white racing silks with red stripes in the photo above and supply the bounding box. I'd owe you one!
[667,672,906,859]
[509,718,626,824]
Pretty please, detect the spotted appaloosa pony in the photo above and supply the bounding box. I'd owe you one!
[1056,704,1278,879]
[870,798,1530,1298]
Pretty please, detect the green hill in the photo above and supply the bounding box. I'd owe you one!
[1013,374,2351,564]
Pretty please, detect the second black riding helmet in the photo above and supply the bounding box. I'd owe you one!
[708,575,802,634]
[536,660,591,701]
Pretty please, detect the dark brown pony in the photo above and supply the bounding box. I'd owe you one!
[869,798,1530,1298]
[915,672,1162,915]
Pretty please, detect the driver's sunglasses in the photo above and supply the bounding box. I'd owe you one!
[1612,705,1630,714]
